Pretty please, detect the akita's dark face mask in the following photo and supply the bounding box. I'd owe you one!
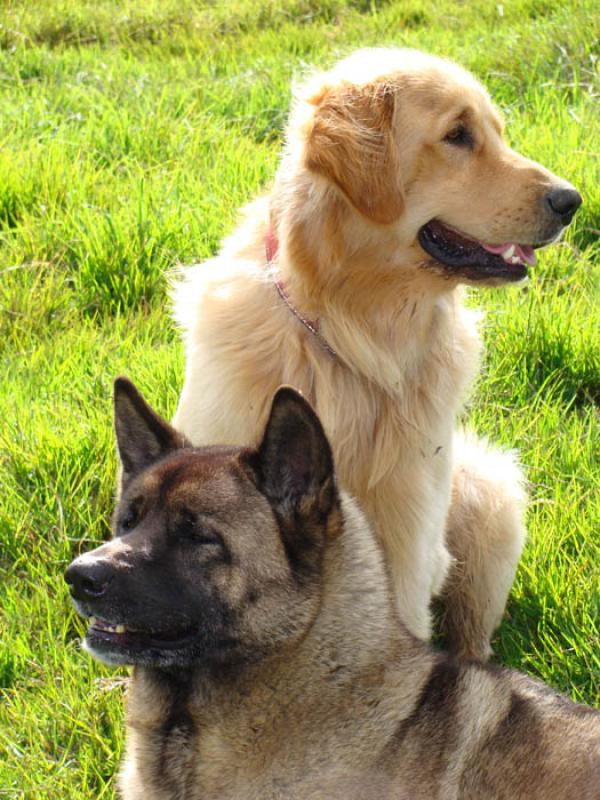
[65,379,338,669]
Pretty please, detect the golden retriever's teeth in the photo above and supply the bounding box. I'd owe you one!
[502,245,516,260]
[116,624,126,634]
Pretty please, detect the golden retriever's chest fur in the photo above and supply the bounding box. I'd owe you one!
[173,210,481,640]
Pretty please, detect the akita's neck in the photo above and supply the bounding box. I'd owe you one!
[306,494,412,663]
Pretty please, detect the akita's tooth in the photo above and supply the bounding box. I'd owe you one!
[115,624,126,634]
[503,244,516,260]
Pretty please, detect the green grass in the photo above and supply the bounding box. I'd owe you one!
[0,0,598,795]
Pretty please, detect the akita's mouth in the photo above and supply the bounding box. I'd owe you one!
[86,616,198,651]
[418,219,538,282]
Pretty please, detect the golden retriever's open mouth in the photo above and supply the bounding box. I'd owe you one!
[418,220,537,283]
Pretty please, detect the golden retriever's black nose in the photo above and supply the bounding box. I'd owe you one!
[65,559,113,600]
[545,187,582,224]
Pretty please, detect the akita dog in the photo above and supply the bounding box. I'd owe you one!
[66,379,599,800]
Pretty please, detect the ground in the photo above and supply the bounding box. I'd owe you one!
[0,0,598,796]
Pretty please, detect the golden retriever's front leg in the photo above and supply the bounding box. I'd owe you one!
[362,468,454,644]
[440,431,527,661]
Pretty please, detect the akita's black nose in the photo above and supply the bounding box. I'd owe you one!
[545,187,582,224]
[65,559,113,601]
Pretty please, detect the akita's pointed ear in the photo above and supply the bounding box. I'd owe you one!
[305,80,404,225]
[113,377,187,484]
[249,387,336,520]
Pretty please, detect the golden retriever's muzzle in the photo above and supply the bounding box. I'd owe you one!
[418,184,582,283]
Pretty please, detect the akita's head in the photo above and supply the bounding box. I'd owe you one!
[65,379,339,668]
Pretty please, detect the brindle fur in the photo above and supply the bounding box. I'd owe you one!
[66,379,600,800]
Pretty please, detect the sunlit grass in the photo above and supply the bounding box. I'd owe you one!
[0,0,598,795]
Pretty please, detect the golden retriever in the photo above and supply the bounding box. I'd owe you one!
[172,48,581,660]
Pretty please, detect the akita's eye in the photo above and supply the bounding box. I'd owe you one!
[121,507,138,531]
[178,511,197,538]
[177,512,223,548]
[443,124,474,149]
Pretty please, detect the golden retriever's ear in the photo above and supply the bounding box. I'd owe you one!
[305,82,403,225]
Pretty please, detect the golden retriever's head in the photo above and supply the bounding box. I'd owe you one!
[292,48,581,285]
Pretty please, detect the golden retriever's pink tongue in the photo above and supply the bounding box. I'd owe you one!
[482,242,537,266]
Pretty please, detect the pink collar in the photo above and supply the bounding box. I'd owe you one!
[265,230,337,359]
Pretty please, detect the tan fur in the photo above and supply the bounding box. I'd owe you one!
[173,48,578,658]
[119,496,600,800]
[67,382,598,799]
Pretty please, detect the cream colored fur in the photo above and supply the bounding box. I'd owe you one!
[172,47,575,658]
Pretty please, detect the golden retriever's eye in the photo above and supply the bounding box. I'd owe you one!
[443,124,474,149]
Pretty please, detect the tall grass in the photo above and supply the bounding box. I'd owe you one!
[0,0,598,795]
